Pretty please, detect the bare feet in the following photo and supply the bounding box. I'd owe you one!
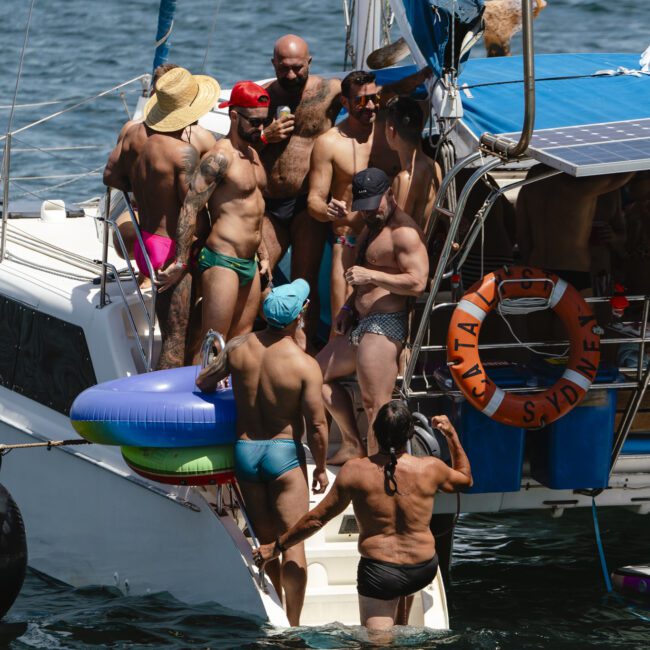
[327,444,366,466]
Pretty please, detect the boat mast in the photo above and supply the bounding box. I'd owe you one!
[152,0,177,78]
[344,0,391,70]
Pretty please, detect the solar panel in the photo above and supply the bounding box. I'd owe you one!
[499,118,650,177]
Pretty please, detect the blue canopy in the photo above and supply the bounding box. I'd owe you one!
[392,0,485,78]
[458,53,650,138]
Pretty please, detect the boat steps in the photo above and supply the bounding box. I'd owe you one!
[305,541,359,586]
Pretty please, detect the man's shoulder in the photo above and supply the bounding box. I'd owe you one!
[307,75,341,96]
[391,209,425,240]
[275,340,320,374]
[200,139,234,167]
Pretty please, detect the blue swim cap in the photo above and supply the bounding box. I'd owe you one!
[263,279,310,328]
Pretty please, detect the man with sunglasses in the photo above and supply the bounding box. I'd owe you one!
[308,68,431,338]
[196,279,329,626]
[258,35,342,344]
[162,81,271,351]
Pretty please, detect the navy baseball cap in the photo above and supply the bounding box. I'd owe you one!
[263,279,310,328]
[351,167,390,211]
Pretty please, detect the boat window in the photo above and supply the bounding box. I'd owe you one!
[0,295,97,415]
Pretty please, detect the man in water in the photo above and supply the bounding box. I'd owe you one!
[196,279,329,626]
[317,168,428,463]
[259,34,340,342]
[308,69,430,335]
[254,401,472,630]
[103,66,220,368]
[516,165,634,293]
[158,81,270,346]
[385,96,441,234]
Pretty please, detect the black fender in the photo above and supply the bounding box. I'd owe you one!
[0,483,27,620]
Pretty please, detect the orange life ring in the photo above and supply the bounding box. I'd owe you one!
[447,266,601,428]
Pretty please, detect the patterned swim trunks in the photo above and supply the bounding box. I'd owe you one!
[349,311,407,347]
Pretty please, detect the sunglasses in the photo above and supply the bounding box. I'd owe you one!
[354,93,381,109]
[301,298,310,313]
[236,112,269,128]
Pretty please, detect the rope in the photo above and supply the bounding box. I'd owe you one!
[592,498,650,622]
[0,75,147,141]
[200,0,223,73]
[9,165,105,200]
[154,21,174,48]
[496,299,570,358]
[4,252,97,282]
[0,438,92,455]
[3,0,36,145]
[591,497,613,592]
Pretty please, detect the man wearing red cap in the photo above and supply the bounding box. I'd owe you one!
[159,81,271,347]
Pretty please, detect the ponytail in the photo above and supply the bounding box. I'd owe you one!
[384,445,400,496]
[375,400,415,496]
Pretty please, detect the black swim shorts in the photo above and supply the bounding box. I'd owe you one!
[357,554,439,600]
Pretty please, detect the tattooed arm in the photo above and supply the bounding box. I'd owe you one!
[195,334,249,393]
[156,144,231,292]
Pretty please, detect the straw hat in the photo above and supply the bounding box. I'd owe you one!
[144,67,221,133]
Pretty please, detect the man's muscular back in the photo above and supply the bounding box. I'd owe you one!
[121,124,195,238]
[337,454,449,564]
[262,76,341,197]
[226,332,321,440]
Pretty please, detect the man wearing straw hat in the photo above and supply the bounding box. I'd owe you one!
[162,81,271,348]
[104,66,221,369]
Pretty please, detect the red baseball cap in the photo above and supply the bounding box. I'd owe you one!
[218,81,270,109]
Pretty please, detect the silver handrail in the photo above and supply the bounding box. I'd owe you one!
[402,155,504,394]
[479,0,536,158]
[201,329,226,369]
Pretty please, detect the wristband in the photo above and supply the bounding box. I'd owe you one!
[260,130,269,145]
[274,536,286,554]
[173,259,188,271]
[341,304,353,313]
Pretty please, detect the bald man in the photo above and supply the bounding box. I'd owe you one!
[259,35,341,343]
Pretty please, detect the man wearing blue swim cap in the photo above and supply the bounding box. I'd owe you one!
[196,278,329,626]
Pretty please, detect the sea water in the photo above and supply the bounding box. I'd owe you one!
[1,0,649,647]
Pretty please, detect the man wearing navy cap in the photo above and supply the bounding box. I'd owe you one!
[159,80,271,357]
[196,278,329,626]
[317,168,428,464]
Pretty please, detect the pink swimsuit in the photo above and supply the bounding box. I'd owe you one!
[133,231,176,278]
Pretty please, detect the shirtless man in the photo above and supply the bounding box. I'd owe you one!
[196,279,328,626]
[158,81,270,345]
[103,67,220,369]
[308,68,430,335]
[516,164,635,292]
[109,63,217,261]
[317,169,428,463]
[385,96,441,233]
[254,402,472,631]
[259,35,340,340]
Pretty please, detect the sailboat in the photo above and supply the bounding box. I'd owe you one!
[0,0,648,629]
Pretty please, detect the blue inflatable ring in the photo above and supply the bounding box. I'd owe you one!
[71,365,236,447]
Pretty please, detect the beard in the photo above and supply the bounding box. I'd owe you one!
[277,73,308,92]
[238,121,260,144]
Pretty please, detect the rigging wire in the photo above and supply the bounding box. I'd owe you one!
[4,0,36,143]
[200,0,224,74]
